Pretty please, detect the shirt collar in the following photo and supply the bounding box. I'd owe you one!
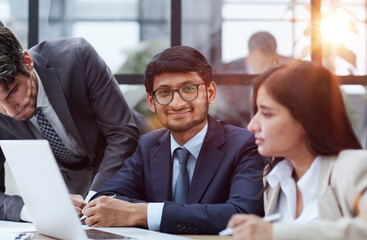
[33,69,48,108]
[170,122,208,159]
[267,158,293,188]
[267,156,322,196]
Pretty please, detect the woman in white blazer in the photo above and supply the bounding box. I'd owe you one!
[227,60,367,240]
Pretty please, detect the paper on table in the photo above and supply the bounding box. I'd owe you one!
[0,220,36,232]
[0,232,34,240]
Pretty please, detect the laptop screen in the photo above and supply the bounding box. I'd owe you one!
[1,140,192,240]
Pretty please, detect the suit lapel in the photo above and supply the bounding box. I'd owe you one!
[30,51,87,154]
[317,155,342,219]
[188,117,226,203]
[264,183,280,215]
[151,131,173,201]
[317,155,336,198]
[264,156,340,218]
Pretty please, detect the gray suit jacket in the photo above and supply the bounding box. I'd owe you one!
[264,150,367,240]
[0,38,140,221]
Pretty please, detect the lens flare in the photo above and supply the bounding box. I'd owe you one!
[321,14,350,43]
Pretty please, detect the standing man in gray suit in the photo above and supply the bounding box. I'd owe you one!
[0,21,142,222]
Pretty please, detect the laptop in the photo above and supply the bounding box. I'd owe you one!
[1,140,191,240]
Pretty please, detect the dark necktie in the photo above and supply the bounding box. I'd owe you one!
[34,107,75,164]
[173,148,190,204]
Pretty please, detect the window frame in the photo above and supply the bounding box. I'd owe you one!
[28,0,367,85]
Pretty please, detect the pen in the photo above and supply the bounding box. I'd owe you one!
[80,194,116,221]
[263,212,282,222]
[218,213,282,236]
[14,233,34,240]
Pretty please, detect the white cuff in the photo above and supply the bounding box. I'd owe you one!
[20,205,32,222]
[85,190,97,202]
[147,202,164,231]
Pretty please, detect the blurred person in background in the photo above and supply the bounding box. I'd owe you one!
[214,31,290,128]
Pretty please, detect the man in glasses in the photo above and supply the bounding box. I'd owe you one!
[80,46,264,234]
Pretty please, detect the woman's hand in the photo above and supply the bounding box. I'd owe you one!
[227,214,273,240]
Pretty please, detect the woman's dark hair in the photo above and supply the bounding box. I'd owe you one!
[252,60,362,174]
[0,21,30,91]
[144,46,213,93]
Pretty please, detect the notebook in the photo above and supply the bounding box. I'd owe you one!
[0,139,191,240]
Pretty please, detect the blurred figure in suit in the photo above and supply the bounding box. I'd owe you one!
[214,31,290,128]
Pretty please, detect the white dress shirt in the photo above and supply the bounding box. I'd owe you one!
[147,122,208,231]
[267,156,322,223]
[27,69,84,157]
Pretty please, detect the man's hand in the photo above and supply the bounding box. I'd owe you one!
[227,214,273,240]
[70,194,86,217]
[82,196,148,228]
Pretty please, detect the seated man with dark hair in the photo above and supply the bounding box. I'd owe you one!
[80,45,265,234]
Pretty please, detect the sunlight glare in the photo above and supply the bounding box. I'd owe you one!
[321,14,350,43]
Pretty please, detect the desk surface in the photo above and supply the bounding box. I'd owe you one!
[0,220,230,240]
[31,233,230,240]
[183,236,230,240]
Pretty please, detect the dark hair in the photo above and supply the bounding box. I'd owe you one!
[248,31,277,55]
[252,60,361,171]
[144,46,213,93]
[0,21,29,91]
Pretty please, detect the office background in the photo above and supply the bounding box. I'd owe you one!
[1,0,367,146]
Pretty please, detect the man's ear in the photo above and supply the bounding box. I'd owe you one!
[23,51,34,72]
[146,92,156,113]
[0,104,9,116]
[207,81,216,104]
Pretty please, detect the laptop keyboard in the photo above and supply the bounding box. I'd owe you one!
[85,228,134,239]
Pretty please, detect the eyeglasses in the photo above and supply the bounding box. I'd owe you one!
[150,83,205,105]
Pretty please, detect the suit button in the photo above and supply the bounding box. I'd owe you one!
[182,226,188,233]
[188,227,193,233]
[176,225,182,232]
[194,228,199,234]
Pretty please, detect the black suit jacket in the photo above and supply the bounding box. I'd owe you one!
[95,116,264,234]
[0,38,140,221]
